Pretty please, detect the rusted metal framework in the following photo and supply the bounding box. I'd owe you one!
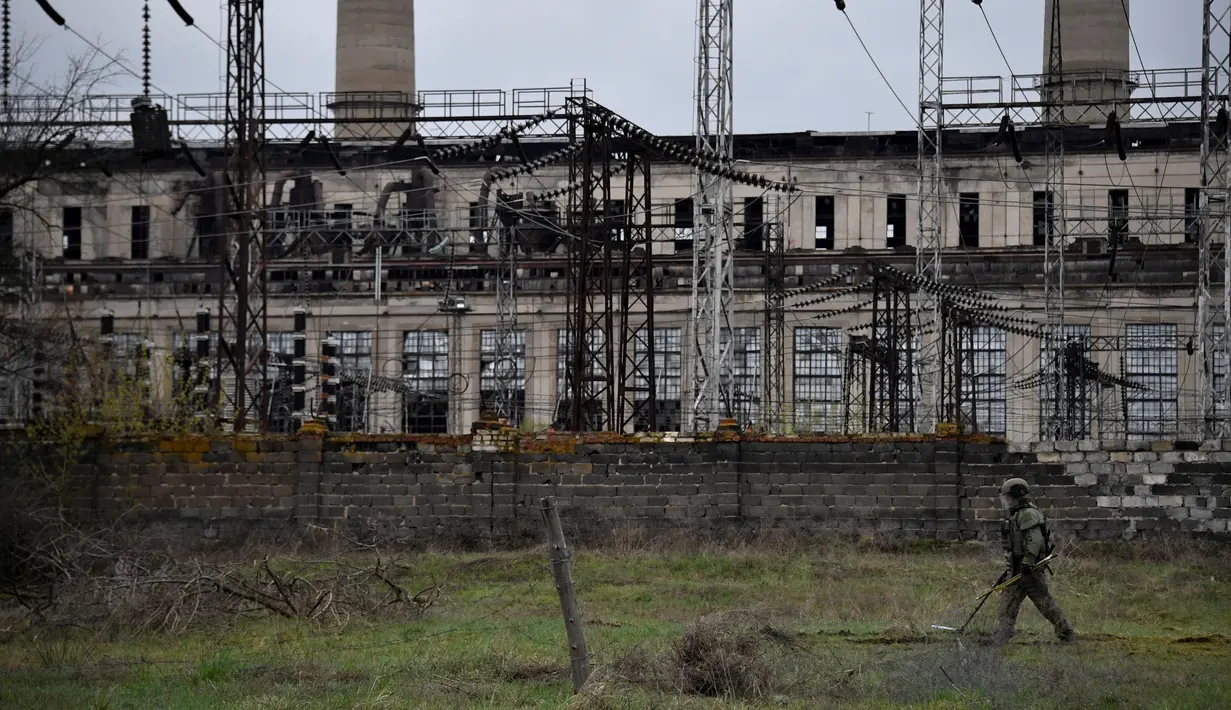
[761,203,787,434]
[866,266,917,433]
[937,302,965,428]
[217,0,268,432]
[618,151,657,433]
[565,106,615,431]
[563,101,658,432]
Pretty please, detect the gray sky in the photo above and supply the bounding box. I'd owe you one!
[13,1,1198,135]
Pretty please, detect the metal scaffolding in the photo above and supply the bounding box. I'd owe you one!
[689,0,735,433]
[217,0,268,432]
[1199,0,1231,437]
[916,0,944,433]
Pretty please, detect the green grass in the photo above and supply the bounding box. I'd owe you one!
[1,537,1229,709]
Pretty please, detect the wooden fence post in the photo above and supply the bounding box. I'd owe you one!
[540,496,590,693]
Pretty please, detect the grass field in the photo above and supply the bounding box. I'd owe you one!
[1,533,1229,709]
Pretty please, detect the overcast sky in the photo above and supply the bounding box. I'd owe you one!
[13,1,1197,135]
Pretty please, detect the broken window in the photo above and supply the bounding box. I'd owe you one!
[959,326,1006,435]
[1125,323,1178,440]
[131,205,151,260]
[793,327,842,433]
[333,204,354,231]
[814,195,835,250]
[1038,324,1093,438]
[1108,189,1129,244]
[468,201,488,244]
[326,331,373,433]
[1032,191,1054,246]
[1185,187,1201,243]
[886,194,907,248]
[0,208,13,253]
[959,192,979,248]
[480,329,526,427]
[633,328,682,432]
[172,331,215,415]
[555,328,606,430]
[742,196,764,251]
[607,199,627,243]
[63,206,82,260]
[403,331,449,434]
[674,197,695,252]
[723,327,761,429]
[258,332,296,434]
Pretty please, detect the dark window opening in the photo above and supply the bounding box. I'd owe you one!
[673,198,694,252]
[131,205,151,260]
[608,199,627,242]
[1108,189,1129,244]
[333,204,354,231]
[742,196,764,251]
[886,194,907,248]
[959,192,980,248]
[62,206,82,260]
[1185,187,1201,243]
[468,201,488,245]
[0,209,12,253]
[815,196,835,250]
[1032,191,1054,246]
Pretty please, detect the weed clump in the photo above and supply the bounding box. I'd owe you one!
[667,610,795,699]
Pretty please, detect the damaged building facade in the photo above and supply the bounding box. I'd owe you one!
[0,0,1220,442]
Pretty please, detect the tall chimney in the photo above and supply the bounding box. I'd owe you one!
[333,0,417,139]
[1043,0,1133,124]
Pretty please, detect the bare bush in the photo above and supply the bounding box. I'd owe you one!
[665,609,799,699]
[0,522,443,632]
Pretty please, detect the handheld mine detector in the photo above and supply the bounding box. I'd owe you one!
[930,553,1059,633]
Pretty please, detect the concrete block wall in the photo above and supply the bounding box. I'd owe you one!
[30,433,1231,544]
[1009,439,1231,538]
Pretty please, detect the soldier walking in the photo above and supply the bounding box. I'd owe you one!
[992,478,1076,645]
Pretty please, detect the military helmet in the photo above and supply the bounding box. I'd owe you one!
[1000,478,1030,498]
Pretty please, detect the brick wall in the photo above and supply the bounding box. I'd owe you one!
[15,431,1230,543]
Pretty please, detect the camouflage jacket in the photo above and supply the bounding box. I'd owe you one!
[1001,503,1050,571]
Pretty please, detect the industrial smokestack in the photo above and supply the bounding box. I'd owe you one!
[1043,0,1133,125]
[333,0,418,139]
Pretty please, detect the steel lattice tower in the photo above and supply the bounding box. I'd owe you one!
[916,0,944,432]
[1199,0,1231,437]
[493,183,520,423]
[217,0,269,432]
[1041,0,1069,440]
[688,0,735,433]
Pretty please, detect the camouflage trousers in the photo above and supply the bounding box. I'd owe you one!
[992,567,1075,644]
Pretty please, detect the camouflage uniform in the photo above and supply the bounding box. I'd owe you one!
[992,478,1075,645]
